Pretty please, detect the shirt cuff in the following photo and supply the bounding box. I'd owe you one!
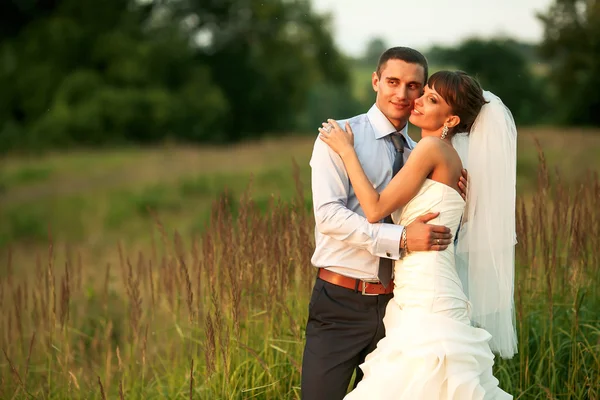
[374,223,405,260]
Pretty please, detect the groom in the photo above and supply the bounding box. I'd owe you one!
[301,47,467,400]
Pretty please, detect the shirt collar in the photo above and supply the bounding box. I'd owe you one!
[367,104,409,140]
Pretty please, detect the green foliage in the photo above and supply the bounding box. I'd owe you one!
[426,38,551,125]
[538,0,600,125]
[296,82,365,130]
[0,197,89,246]
[133,185,183,216]
[2,0,600,153]
[362,37,388,68]
[0,165,52,188]
[0,0,349,152]
[0,205,48,245]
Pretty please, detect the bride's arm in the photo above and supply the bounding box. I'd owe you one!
[320,122,439,223]
[343,139,438,222]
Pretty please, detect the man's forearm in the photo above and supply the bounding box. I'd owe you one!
[315,201,404,259]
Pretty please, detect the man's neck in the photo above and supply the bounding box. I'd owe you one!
[372,103,408,134]
[392,120,408,133]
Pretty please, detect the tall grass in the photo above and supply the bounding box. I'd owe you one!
[1,154,599,399]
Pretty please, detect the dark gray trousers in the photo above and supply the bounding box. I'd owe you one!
[301,276,393,400]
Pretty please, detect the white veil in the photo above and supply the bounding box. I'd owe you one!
[452,90,518,359]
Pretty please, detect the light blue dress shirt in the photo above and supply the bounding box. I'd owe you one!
[310,104,417,280]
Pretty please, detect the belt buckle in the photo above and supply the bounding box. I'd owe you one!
[361,281,379,296]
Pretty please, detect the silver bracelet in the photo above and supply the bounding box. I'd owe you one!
[402,228,408,254]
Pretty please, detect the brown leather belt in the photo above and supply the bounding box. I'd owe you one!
[318,268,394,295]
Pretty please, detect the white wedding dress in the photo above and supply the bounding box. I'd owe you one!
[344,179,512,400]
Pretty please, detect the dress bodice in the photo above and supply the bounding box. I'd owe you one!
[390,179,468,321]
[392,178,465,237]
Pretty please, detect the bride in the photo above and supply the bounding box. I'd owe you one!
[318,70,517,399]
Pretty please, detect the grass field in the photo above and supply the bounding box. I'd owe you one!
[2,126,599,249]
[1,127,600,398]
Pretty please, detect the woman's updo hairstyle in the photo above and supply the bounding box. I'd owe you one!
[428,70,487,136]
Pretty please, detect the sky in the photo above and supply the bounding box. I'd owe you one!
[310,0,554,57]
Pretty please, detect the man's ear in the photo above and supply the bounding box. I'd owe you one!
[446,115,460,129]
[372,71,380,92]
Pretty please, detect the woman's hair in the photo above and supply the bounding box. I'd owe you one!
[428,70,487,135]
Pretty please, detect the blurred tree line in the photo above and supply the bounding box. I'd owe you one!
[0,0,350,151]
[422,0,600,127]
[424,38,552,125]
[337,0,600,129]
[0,0,598,152]
[538,0,600,126]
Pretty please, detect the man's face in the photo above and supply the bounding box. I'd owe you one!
[372,59,425,130]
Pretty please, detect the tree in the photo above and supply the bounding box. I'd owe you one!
[0,0,226,150]
[0,0,350,151]
[363,37,387,66]
[426,38,550,125]
[538,0,600,125]
[160,0,350,140]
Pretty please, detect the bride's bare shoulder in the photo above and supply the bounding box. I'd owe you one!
[413,136,446,154]
[413,137,461,167]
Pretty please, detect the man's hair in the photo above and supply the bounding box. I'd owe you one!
[376,47,429,83]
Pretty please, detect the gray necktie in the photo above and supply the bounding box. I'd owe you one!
[378,133,408,288]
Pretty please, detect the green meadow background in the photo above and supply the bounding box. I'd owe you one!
[2,127,600,399]
[1,0,600,398]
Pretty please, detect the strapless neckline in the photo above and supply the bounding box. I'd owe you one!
[423,178,465,204]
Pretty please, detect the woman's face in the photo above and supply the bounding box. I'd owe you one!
[409,85,458,137]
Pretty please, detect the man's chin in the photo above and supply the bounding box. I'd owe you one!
[390,112,411,125]
[380,106,410,126]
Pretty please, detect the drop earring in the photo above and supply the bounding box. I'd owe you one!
[441,125,449,140]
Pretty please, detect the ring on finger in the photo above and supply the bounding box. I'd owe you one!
[323,124,333,133]
[436,239,440,245]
